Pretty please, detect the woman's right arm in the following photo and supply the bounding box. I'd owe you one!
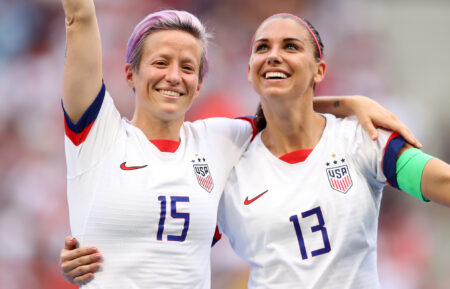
[61,0,103,123]
[60,4,105,285]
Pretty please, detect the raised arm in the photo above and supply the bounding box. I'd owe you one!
[62,0,103,122]
[313,95,421,148]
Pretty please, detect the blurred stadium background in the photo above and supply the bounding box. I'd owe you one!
[0,0,449,288]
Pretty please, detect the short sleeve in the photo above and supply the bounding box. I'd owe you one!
[350,123,405,187]
[200,117,255,160]
[63,84,123,177]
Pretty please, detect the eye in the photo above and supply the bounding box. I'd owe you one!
[284,43,298,50]
[153,60,167,67]
[182,64,195,73]
[255,43,269,52]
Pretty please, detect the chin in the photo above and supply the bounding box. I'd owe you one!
[158,104,187,121]
[263,88,289,98]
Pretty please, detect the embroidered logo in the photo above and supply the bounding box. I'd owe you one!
[120,162,148,170]
[192,155,214,193]
[244,190,268,205]
[325,154,352,193]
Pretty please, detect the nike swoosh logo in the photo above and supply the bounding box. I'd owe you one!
[244,190,268,205]
[120,162,148,170]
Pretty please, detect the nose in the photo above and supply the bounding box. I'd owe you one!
[267,48,282,65]
[165,64,182,85]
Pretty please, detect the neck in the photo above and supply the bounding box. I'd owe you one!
[260,94,325,157]
[130,110,183,142]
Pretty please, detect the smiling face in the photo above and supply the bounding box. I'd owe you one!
[248,17,325,102]
[126,30,202,122]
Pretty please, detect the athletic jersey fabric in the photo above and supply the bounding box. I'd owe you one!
[63,84,253,289]
[217,114,405,289]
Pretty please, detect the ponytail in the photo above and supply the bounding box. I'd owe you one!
[254,103,267,132]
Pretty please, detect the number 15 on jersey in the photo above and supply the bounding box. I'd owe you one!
[157,196,190,242]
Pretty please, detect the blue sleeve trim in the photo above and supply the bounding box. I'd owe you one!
[235,115,256,121]
[235,115,259,140]
[211,237,219,247]
[383,134,406,189]
[62,82,106,134]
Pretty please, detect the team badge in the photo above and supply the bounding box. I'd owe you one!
[192,155,214,193]
[325,154,353,194]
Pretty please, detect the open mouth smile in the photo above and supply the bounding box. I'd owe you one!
[264,72,288,79]
[263,71,291,81]
[156,89,184,98]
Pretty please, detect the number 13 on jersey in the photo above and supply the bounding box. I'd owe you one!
[289,206,331,260]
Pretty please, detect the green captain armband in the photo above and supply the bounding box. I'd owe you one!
[396,148,434,202]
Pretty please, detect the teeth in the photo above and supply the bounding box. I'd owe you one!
[159,89,181,97]
[265,72,287,79]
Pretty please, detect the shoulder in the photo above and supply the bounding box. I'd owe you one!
[201,117,253,128]
[185,117,253,135]
[322,114,359,142]
[324,114,393,144]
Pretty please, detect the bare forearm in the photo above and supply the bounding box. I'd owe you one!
[421,158,450,206]
[62,0,103,122]
[313,96,354,117]
[314,95,421,147]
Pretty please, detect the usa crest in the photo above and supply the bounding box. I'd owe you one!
[192,156,214,193]
[325,155,353,194]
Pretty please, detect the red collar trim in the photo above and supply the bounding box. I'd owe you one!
[150,139,180,153]
[279,149,312,164]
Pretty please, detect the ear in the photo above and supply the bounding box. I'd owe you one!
[313,60,326,84]
[193,81,202,99]
[125,63,135,88]
[247,63,252,83]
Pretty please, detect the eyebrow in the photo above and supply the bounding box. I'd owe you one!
[283,38,304,45]
[254,37,305,45]
[151,53,199,64]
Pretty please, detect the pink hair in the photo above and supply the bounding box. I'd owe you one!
[126,10,210,81]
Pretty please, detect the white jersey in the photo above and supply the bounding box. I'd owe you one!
[218,114,405,289]
[64,84,253,289]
